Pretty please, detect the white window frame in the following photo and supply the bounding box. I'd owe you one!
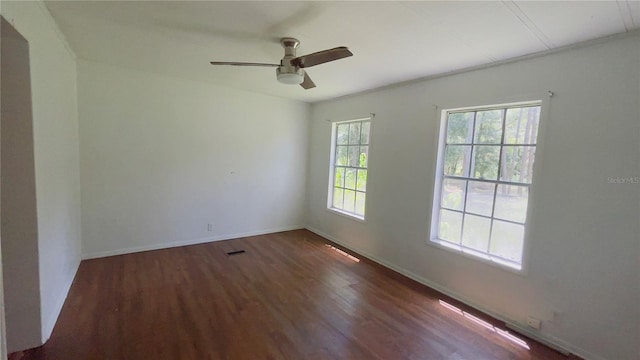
[327,117,372,221]
[429,101,543,271]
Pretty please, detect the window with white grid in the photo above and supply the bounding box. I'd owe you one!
[328,118,371,220]
[431,103,541,270]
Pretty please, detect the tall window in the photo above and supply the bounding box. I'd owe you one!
[328,118,371,220]
[431,103,541,270]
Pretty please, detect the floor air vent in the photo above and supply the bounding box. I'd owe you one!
[226,250,246,256]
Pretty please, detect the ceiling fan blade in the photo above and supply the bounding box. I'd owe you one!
[210,61,280,67]
[291,47,353,68]
[300,72,316,90]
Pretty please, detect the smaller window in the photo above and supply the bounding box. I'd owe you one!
[328,118,372,220]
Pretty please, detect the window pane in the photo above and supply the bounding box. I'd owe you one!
[330,119,373,220]
[359,146,369,168]
[472,146,499,180]
[446,112,473,144]
[462,214,491,252]
[444,145,471,177]
[490,220,524,262]
[356,169,367,191]
[349,122,361,145]
[355,192,366,216]
[333,188,344,209]
[505,106,540,145]
[441,179,466,211]
[348,146,360,167]
[334,167,345,188]
[343,190,356,212]
[337,124,349,145]
[474,110,503,144]
[345,169,356,190]
[335,146,348,166]
[494,185,528,223]
[360,121,370,144]
[439,209,462,243]
[466,181,495,216]
[434,104,539,268]
[500,146,535,183]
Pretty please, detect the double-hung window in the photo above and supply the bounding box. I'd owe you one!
[431,103,541,270]
[328,118,371,220]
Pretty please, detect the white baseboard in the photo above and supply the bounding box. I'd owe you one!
[504,322,607,360]
[82,225,304,260]
[41,260,80,343]
[305,225,604,360]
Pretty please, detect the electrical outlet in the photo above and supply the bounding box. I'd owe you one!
[207,223,213,231]
[527,316,541,330]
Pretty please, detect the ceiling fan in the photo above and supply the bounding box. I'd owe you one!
[210,38,353,90]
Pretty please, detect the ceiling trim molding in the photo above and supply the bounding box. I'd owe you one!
[316,29,640,106]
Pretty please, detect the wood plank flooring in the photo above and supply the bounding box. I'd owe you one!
[14,230,577,360]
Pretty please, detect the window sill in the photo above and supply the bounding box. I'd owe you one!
[426,238,526,275]
[326,207,366,223]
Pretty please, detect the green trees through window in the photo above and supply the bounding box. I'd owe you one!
[330,119,371,218]
[435,104,541,269]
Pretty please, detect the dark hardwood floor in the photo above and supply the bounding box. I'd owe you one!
[14,230,577,360]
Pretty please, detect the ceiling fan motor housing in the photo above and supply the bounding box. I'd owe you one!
[276,67,304,85]
[276,37,305,85]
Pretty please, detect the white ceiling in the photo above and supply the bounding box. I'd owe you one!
[45,1,640,103]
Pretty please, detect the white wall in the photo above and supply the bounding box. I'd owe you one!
[307,34,640,360]
[1,0,82,348]
[78,60,309,258]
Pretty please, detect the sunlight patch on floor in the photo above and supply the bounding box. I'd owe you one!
[438,300,530,350]
[325,244,360,262]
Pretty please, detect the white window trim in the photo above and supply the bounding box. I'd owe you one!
[326,207,366,223]
[428,100,544,273]
[327,116,373,221]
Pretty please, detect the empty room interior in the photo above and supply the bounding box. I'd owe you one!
[1,1,639,360]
